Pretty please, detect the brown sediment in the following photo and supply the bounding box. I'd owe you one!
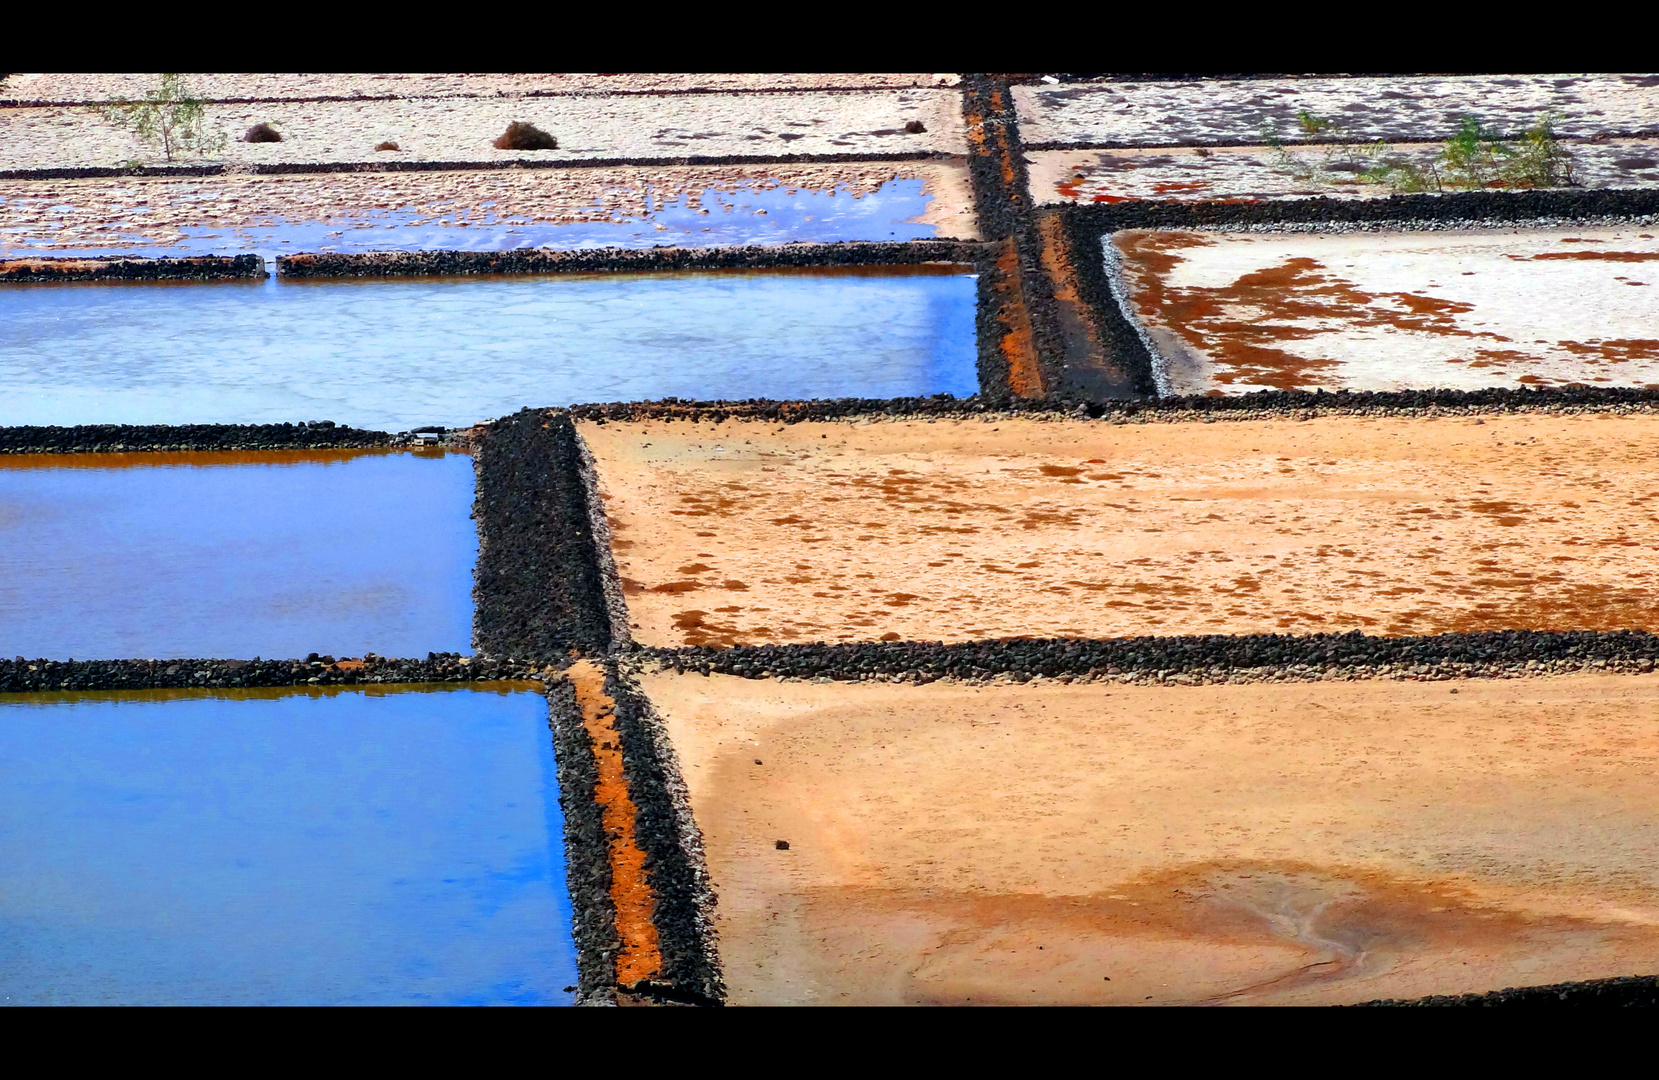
[582,413,1659,645]
[1533,251,1659,262]
[648,670,1659,1005]
[1034,211,1128,396]
[566,659,663,988]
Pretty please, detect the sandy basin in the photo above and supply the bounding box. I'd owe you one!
[583,413,1659,646]
[647,669,1659,1005]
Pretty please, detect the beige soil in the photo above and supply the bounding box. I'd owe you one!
[0,90,963,171]
[581,413,1659,645]
[648,669,1659,1005]
[0,161,978,254]
[0,74,960,103]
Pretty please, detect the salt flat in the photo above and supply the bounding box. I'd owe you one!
[1112,226,1659,394]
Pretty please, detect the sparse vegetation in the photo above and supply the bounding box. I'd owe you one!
[100,74,226,163]
[1263,110,1576,193]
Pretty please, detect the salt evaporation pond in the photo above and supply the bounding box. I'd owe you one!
[0,683,576,1005]
[0,268,980,429]
[0,450,474,661]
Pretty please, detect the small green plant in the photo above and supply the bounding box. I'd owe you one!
[1267,109,1576,193]
[100,74,226,163]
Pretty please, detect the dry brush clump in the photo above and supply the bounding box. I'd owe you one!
[493,121,558,150]
[242,122,282,143]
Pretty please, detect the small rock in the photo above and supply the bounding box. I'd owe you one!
[242,122,282,143]
[904,120,927,134]
[493,121,558,150]
[374,140,400,152]
[775,839,790,850]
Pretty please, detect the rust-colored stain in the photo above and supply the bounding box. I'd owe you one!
[566,659,663,988]
[991,238,1044,397]
[1533,250,1659,262]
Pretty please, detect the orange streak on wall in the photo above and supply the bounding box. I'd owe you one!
[567,659,663,987]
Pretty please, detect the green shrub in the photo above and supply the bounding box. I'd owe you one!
[100,74,227,163]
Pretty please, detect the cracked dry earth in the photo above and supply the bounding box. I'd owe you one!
[1112,227,1659,395]
[582,414,1659,646]
[646,670,1659,1005]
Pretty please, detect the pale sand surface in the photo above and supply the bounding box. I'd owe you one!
[1113,227,1659,394]
[1014,75,1659,148]
[1029,141,1659,204]
[0,74,960,103]
[0,162,978,256]
[647,670,1659,1005]
[0,91,963,171]
[582,413,1659,646]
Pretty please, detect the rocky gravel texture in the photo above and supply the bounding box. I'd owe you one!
[472,409,612,660]
[0,253,262,282]
[0,654,538,693]
[276,240,979,278]
[0,91,965,173]
[0,421,403,453]
[1360,973,1659,1007]
[637,629,1659,686]
[0,73,960,105]
[1015,74,1659,149]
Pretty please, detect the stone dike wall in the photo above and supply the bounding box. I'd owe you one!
[0,253,264,282]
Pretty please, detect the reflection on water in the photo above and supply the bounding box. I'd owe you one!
[0,179,939,261]
[0,450,475,660]
[0,685,576,1005]
[0,268,979,429]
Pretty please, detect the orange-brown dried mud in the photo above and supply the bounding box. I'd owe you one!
[647,670,1659,1005]
[581,414,1659,645]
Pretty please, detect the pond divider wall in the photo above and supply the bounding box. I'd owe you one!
[472,409,612,661]
[274,240,980,279]
[0,254,265,283]
[0,421,401,454]
[636,630,1659,687]
[545,659,724,1006]
[1359,972,1659,1007]
[0,655,539,694]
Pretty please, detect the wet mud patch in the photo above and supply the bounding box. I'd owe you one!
[645,669,1659,1004]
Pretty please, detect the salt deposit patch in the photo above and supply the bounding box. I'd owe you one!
[1110,226,1659,394]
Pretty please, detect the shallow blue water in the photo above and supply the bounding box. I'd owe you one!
[0,179,939,260]
[0,684,575,1005]
[0,450,475,660]
[0,269,979,429]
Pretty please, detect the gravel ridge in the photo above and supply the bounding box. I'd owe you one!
[0,654,540,693]
[634,630,1659,686]
[471,409,613,660]
[1359,973,1659,1007]
[0,421,403,453]
[0,253,264,282]
[275,240,980,279]
[606,664,725,1005]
